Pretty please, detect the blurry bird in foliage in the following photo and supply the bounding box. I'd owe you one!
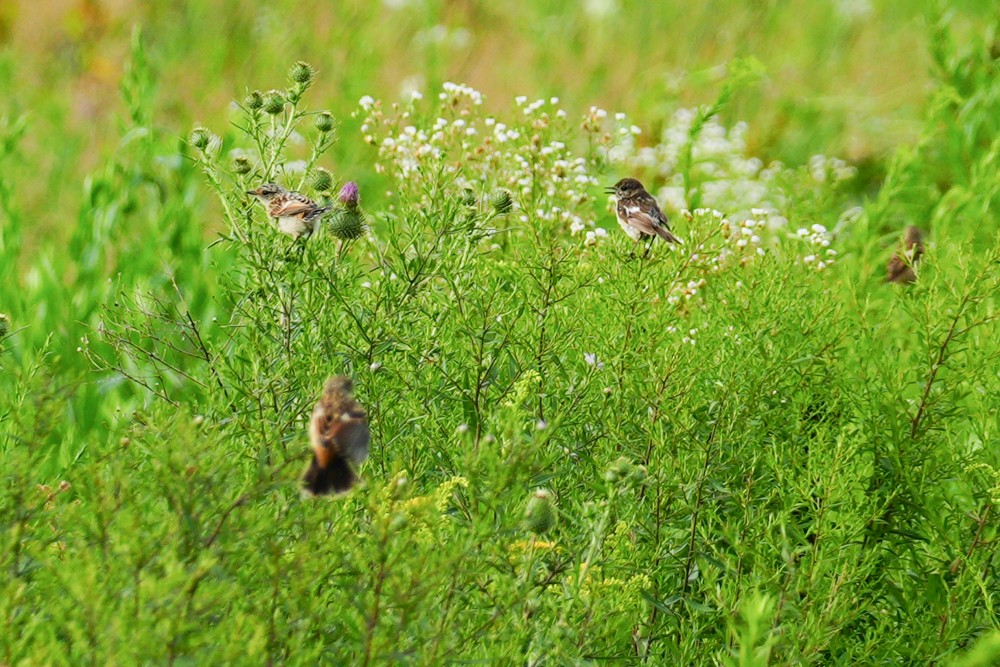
[303,376,370,496]
[886,226,924,284]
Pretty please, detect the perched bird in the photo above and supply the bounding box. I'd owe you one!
[303,376,370,496]
[247,182,331,239]
[886,226,924,284]
[605,178,682,255]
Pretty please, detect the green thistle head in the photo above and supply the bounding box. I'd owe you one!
[189,127,210,150]
[244,90,264,110]
[312,168,334,192]
[491,188,513,214]
[263,90,286,115]
[523,488,556,534]
[289,61,316,85]
[329,208,366,241]
[315,111,335,133]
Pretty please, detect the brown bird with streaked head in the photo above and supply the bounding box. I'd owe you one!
[606,178,682,256]
[303,376,370,496]
[248,182,331,239]
[886,226,924,284]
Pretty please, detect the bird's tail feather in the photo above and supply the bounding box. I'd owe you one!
[656,227,683,244]
[303,452,356,495]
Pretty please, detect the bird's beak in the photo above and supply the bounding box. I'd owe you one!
[603,186,617,195]
[246,189,259,196]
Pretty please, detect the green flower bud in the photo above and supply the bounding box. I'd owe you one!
[289,61,316,85]
[244,90,264,110]
[315,111,335,133]
[0,313,8,338]
[460,188,477,207]
[523,488,556,535]
[263,90,286,115]
[604,456,647,488]
[491,188,513,215]
[189,127,210,150]
[312,168,333,192]
[232,157,252,175]
[328,208,366,240]
[604,457,633,484]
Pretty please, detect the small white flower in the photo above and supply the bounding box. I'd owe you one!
[370,362,382,372]
[457,423,469,434]
[359,95,375,110]
[536,420,547,430]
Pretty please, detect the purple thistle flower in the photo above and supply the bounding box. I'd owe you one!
[338,181,360,209]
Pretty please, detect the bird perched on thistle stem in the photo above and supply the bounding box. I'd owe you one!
[247,182,331,239]
[606,178,682,257]
[303,376,370,496]
[886,226,924,284]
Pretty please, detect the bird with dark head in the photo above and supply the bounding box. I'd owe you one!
[302,376,370,496]
[247,182,331,239]
[605,178,682,255]
[886,225,924,284]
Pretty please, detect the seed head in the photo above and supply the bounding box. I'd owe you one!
[315,111,335,133]
[289,61,316,85]
[338,181,360,209]
[491,188,513,214]
[232,157,252,175]
[189,127,211,150]
[244,90,264,110]
[312,168,333,192]
[523,488,556,535]
[263,90,286,115]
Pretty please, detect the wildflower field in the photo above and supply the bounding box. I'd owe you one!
[3,1,1000,664]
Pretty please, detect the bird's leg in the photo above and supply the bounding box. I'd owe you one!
[642,240,652,259]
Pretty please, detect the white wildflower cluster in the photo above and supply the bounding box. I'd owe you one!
[607,106,856,282]
[618,109,783,215]
[357,84,617,236]
[793,223,838,271]
[807,154,857,184]
[714,207,769,267]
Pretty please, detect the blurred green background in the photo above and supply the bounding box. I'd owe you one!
[2,0,993,250]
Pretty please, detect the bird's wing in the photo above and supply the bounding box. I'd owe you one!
[271,199,315,218]
[622,202,667,236]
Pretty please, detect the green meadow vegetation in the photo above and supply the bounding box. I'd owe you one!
[2,1,1000,664]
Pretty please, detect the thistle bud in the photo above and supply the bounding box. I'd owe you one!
[523,488,556,535]
[460,188,477,206]
[244,90,264,110]
[263,90,286,115]
[315,111,335,133]
[232,157,252,175]
[338,181,360,209]
[189,127,210,150]
[0,313,8,337]
[604,456,647,488]
[491,188,513,215]
[312,168,333,192]
[329,208,366,241]
[289,61,316,85]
